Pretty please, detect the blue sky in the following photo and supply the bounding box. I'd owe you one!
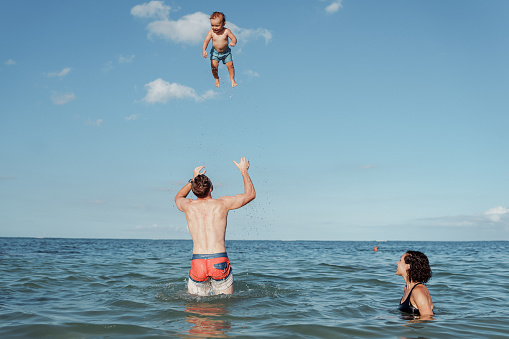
[1,0,508,241]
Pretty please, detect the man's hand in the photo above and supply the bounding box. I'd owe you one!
[193,166,206,179]
[233,157,250,172]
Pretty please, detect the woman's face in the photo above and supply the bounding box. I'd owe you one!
[396,253,409,277]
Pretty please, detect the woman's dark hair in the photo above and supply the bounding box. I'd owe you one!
[191,174,212,198]
[404,250,432,284]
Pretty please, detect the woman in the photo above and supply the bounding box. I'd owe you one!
[396,250,434,317]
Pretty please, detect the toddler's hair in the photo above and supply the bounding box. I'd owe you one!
[210,12,225,24]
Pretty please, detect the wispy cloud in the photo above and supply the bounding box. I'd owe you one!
[125,114,139,121]
[47,67,71,78]
[244,70,260,78]
[227,22,272,45]
[0,176,17,180]
[142,78,216,103]
[415,205,509,228]
[325,0,343,14]
[119,54,135,64]
[135,223,160,230]
[102,54,135,72]
[131,1,271,45]
[86,119,103,127]
[51,91,76,105]
[88,200,106,204]
[102,61,113,72]
[361,165,375,169]
[134,223,185,233]
[5,59,16,65]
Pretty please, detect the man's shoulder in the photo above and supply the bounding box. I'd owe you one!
[189,197,229,212]
[216,195,234,202]
[193,197,224,204]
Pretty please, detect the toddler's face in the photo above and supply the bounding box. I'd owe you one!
[210,17,225,33]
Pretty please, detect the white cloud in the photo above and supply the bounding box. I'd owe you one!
[201,89,217,100]
[5,59,16,65]
[131,3,271,45]
[244,69,260,78]
[325,0,343,14]
[484,206,509,222]
[228,23,272,45]
[47,67,71,78]
[51,92,75,105]
[131,1,170,19]
[142,78,217,103]
[119,54,135,64]
[125,114,139,121]
[131,1,207,44]
[146,12,210,44]
[0,176,17,180]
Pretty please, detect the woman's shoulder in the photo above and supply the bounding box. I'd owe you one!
[414,283,429,292]
[412,283,431,298]
[411,283,434,314]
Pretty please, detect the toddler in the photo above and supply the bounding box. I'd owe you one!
[202,12,237,87]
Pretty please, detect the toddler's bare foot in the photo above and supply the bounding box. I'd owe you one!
[231,79,237,87]
[215,79,220,87]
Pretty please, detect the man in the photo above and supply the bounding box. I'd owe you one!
[175,157,255,296]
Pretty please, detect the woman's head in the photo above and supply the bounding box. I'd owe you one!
[402,250,432,283]
[191,174,213,198]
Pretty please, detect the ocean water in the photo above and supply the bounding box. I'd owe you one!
[1,238,508,338]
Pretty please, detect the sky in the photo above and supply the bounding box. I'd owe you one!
[1,0,508,241]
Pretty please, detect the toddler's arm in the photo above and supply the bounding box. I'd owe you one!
[202,31,213,58]
[226,29,237,47]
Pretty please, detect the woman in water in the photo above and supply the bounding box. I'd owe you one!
[396,250,434,318]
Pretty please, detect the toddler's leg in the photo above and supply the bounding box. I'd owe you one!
[210,60,220,87]
[226,61,237,87]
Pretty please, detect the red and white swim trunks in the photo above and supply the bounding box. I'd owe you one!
[188,252,233,296]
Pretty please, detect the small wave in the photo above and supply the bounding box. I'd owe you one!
[319,263,357,271]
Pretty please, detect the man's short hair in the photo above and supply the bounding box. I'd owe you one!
[192,174,212,198]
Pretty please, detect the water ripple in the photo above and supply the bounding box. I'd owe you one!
[1,238,508,338]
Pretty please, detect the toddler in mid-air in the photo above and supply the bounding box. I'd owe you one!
[202,12,237,87]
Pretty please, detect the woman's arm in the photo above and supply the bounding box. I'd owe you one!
[411,285,434,318]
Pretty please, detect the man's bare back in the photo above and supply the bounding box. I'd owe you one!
[183,197,230,254]
[174,157,255,295]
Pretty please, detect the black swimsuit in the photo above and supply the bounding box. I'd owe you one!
[399,283,422,315]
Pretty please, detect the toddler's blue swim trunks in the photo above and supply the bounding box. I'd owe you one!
[210,47,233,64]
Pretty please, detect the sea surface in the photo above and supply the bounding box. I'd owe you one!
[1,238,508,338]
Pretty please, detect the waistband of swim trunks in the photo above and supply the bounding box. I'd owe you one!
[192,252,228,260]
[211,47,230,54]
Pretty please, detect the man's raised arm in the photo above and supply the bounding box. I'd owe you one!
[221,157,255,210]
